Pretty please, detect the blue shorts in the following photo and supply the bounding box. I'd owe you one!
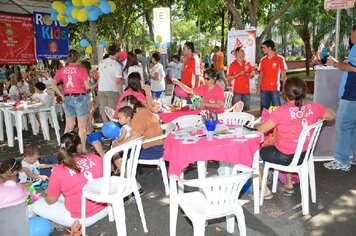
[63,94,88,117]
[139,145,164,160]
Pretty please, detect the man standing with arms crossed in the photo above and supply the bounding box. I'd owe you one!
[98,45,123,123]
[257,39,287,110]
[181,42,202,91]
[324,25,356,171]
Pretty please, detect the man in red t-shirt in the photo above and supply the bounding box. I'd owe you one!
[227,46,255,111]
[181,42,203,89]
[257,39,287,110]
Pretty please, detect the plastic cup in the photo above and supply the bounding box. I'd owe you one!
[235,126,243,137]
[205,120,217,131]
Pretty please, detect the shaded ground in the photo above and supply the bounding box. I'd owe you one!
[1,91,356,235]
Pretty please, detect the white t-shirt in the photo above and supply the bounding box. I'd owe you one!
[31,91,51,106]
[98,57,122,92]
[121,124,132,139]
[123,65,144,86]
[8,85,31,98]
[150,63,166,92]
[19,160,40,183]
[169,61,182,80]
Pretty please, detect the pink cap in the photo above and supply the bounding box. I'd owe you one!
[117,51,127,59]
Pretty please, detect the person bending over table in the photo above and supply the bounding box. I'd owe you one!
[172,68,224,113]
[32,131,108,228]
[254,77,335,199]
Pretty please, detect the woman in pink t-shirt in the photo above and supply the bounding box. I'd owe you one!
[32,132,107,227]
[255,77,335,199]
[172,68,224,113]
[52,50,91,152]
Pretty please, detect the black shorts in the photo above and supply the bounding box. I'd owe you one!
[260,146,306,166]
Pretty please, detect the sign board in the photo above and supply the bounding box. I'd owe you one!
[153,7,171,54]
[227,29,257,66]
[0,12,37,65]
[324,0,354,10]
[33,12,69,60]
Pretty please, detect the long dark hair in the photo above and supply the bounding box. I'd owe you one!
[122,95,144,111]
[0,158,22,174]
[124,52,139,72]
[282,77,307,110]
[57,132,82,173]
[126,72,145,95]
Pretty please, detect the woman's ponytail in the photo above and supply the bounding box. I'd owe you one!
[57,132,81,173]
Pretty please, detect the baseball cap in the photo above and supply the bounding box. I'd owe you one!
[117,51,128,59]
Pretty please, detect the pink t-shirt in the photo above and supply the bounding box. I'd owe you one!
[193,84,225,113]
[53,64,89,94]
[114,88,147,118]
[269,102,326,154]
[47,153,106,218]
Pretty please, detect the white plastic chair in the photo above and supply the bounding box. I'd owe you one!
[260,119,325,215]
[105,106,119,122]
[139,122,176,196]
[81,137,147,236]
[171,114,202,129]
[218,112,255,126]
[225,101,244,112]
[223,91,233,109]
[170,165,253,236]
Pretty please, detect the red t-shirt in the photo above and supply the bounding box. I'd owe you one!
[193,84,225,113]
[53,64,89,94]
[47,153,107,218]
[227,60,254,94]
[269,102,326,155]
[258,53,287,91]
[182,54,202,88]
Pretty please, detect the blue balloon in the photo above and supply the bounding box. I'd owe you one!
[50,8,57,14]
[50,12,58,21]
[69,16,78,24]
[88,9,99,21]
[65,6,74,17]
[97,8,104,16]
[85,6,96,11]
[87,132,102,144]
[65,1,73,6]
[29,217,51,236]
[154,42,160,47]
[100,1,111,14]
[80,39,89,47]
[99,40,107,48]
[166,42,171,48]
[102,122,121,139]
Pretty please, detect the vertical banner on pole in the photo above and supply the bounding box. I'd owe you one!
[153,7,171,54]
[0,12,36,65]
[324,0,354,10]
[227,29,257,66]
[33,12,69,60]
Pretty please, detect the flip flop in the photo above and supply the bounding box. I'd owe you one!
[281,185,294,196]
[264,193,274,200]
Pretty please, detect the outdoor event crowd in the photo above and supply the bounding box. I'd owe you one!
[0,25,355,234]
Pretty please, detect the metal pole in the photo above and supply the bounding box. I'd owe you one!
[89,21,98,65]
[335,9,340,59]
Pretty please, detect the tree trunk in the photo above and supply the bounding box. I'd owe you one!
[224,0,244,29]
[297,28,312,76]
[221,11,225,51]
[145,11,154,42]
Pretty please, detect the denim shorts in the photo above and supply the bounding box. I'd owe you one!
[63,94,88,117]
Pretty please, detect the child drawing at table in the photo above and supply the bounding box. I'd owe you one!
[30,82,51,106]
[112,106,134,174]
[18,147,55,191]
[0,158,22,183]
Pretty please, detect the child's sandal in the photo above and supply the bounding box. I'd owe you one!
[64,220,82,236]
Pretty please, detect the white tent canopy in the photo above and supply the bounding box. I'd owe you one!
[0,0,52,14]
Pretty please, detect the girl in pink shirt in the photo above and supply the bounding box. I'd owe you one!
[172,68,224,113]
[32,132,108,228]
[255,77,335,198]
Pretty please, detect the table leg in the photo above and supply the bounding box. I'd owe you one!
[3,111,14,147]
[15,113,24,154]
[252,150,260,214]
[50,107,61,145]
[0,110,4,141]
[28,113,39,135]
[197,161,207,179]
[39,112,50,141]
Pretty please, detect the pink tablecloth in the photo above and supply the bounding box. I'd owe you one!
[158,110,201,123]
[163,133,262,176]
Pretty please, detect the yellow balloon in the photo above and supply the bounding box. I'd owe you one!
[77,8,89,22]
[83,0,95,6]
[71,8,80,19]
[108,1,116,12]
[57,14,66,21]
[64,17,70,23]
[52,1,66,14]
[85,45,93,54]
[156,35,162,43]
[72,0,84,7]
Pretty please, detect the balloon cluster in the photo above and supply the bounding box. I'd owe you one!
[79,38,107,54]
[51,0,117,26]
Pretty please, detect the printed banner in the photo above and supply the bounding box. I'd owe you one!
[227,29,257,67]
[33,12,69,60]
[0,12,36,65]
[153,7,171,54]
[324,0,354,10]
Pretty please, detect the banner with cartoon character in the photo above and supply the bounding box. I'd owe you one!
[33,12,69,60]
[0,12,37,65]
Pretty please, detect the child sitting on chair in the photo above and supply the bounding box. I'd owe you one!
[112,106,134,174]
[0,158,22,183]
[18,147,55,191]
[30,82,51,106]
